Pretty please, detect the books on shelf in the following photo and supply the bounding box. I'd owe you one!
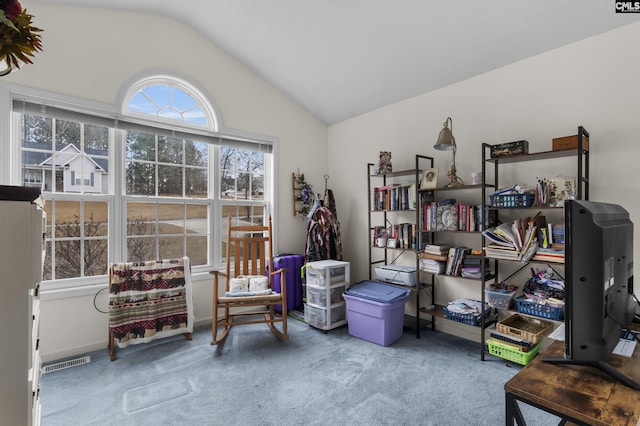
[483,212,566,263]
[373,183,416,211]
[483,244,521,260]
[531,247,565,263]
[423,243,450,255]
[419,257,445,274]
[445,246,471,276]
[421,202,479,232]
[482,212,543,262]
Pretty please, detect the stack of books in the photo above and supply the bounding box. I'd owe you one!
[422,243,450,258]
[531,247,564,263]
[419,244,449,274]
[460,253,492,279]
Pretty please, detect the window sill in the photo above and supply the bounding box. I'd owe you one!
[40,270,214,301]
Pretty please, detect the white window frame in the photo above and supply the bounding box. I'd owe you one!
[1,82,278,299]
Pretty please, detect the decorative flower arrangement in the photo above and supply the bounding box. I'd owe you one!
[0,0,43,75]
[293,172,314,216]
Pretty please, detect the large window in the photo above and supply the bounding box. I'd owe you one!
[13,78,272,290]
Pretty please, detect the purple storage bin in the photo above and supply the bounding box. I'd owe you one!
[343,281,409,346]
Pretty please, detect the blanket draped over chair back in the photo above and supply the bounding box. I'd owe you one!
[108,257,194,348]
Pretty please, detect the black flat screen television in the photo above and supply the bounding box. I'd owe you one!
[542,199,638,389]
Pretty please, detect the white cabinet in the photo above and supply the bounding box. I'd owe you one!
[0,193,44,426]
[305,260,350,331]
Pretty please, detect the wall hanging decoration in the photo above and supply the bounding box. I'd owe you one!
[0,0,43,76]
[292,170,314,216]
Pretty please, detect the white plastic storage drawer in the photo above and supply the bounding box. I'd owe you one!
[305,303,346,329]
[306,284,346,307]
[306,260,350,287]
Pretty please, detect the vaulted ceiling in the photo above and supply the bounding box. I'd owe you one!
[32,0,640,124]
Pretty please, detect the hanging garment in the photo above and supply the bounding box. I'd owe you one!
[305,205,343,261]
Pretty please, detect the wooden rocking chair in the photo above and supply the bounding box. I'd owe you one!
[210,215,288,345]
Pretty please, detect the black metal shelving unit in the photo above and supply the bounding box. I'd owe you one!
[480,126,590,360]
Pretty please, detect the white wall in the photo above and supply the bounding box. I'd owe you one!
[328,22,640,336]
[0,5,328,361]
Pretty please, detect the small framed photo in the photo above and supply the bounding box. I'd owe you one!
[421,168,438,189]
[387,238,398,248]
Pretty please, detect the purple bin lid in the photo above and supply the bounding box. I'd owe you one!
[345,280,409,304]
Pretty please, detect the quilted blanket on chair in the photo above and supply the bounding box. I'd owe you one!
[108,257,194,348]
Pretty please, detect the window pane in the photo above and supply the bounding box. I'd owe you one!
[221,204,265,264]
[127,92,157,115]
[84,124,109,151]
[127,237,157,262]
[127,203,157,236]
[55,119,80,148]
[126,161,155,195]
[158,203,184,236]
[237,172,250,199]
[158,165,183,197]
[185,140,208,167]
[159,236,183,260]
[186,204,207,235]
[187,236,207,265]
[84,201,108,237]
[220,146,236,169]
[84,239,108,276]
[185,107,207,126]
[185,168,207,198]
[172,88,194,111]
[252,175,264,200]
[127,84,208,127]
[43,242,52,281]
[126,131,156,161]
[55,240,81,279]
[22,114,52,147]
[158,136,183,164]
[53,200,80,238]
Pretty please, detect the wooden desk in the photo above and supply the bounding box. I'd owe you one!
[505,340,640,426]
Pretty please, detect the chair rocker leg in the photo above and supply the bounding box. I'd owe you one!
[264,313,289,340]
[211,317,232,345]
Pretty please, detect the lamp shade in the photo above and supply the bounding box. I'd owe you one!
[434,117,455,150]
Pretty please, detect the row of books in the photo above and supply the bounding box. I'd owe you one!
[373,183,417,211]
[421,202,498,232]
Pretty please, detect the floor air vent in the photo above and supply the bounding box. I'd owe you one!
[42,356,91,374]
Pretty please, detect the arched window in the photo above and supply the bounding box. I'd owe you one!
[14,76,271,289]
[124,76,216,129]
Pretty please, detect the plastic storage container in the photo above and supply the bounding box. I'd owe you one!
[343,280,410,346]
[485,288,517,309]
[305,303,346,329]
[487,339,540,365]
[305,260,350,331]
[306,260,349,287]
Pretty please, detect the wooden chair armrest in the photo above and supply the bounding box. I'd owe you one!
[269,267,286,278]
[209,269,227,277]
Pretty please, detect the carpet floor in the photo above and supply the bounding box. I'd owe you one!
[40,316,559,425]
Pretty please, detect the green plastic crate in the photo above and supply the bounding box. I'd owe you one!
[487,338,540,365]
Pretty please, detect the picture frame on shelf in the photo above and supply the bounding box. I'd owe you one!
[421,168,438,189]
